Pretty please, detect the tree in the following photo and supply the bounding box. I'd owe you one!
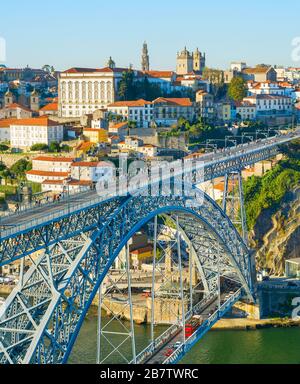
[48,142,60,153]
[10,159,32,178]
[118,70,135,100]
[30,143,49,152]
[0,144,9,151]
[60,144,71,153]
[228,76,247,102]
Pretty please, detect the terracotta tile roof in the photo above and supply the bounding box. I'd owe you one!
[26,170,69,177]
[40,102,58,112]
[144,70,174,78]
[130,245,153,255]
[83,128,107,132]
[3,103,32,112]
[42,179,92,186]
[152,97,193,107]
[10,117,62,126]
[243,66,273,74]
[63,67,129,74]
[71,161,112,167]
[0,118,19,127]
[76,142,95,151]
[108,99,152,107]
[33,156,75,163]
[110,122,128,129]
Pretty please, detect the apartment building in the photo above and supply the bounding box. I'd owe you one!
[10,117,64,149]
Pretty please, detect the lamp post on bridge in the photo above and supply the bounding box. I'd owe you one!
[63,180,70,214]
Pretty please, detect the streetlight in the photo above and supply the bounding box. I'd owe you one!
[63,179,70,214]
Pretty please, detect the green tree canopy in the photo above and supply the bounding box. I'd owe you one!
[48,142,61,153]
[228,76,247,102]
[30,143,49,152]
[10,159,32,178]
[0,144,9,152]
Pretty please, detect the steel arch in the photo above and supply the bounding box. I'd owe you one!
[0,186,253,364]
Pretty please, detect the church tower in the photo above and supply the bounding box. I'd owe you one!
[4,90,13,107]
[30,89,40,112]
[176,47,193,75]
[141,41,150,72]
[193,48,206,73]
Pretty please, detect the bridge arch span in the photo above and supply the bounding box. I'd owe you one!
[0,186,253,364]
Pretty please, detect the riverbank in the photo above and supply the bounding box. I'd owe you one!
[212,317,300,330]
[2,287,300,332]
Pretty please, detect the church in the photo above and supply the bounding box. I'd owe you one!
[176,47,206,75]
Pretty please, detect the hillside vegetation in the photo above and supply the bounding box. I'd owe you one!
[244,141,300,230]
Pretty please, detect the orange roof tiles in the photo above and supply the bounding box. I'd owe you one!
[130,245,153,255]
[26,170,69,177]
[0,118,19,128]
[110,122,128,129]
[4,103,32,112]
[144,70,174,78]
[152,97,193,106]
[71,161,112,167]
[108,99,152,107]
[11,117,61,126]
[40,102,58,112]
[33,156,75,163]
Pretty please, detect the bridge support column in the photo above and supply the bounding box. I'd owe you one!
[176,216,186,345]
[126,242,137,364]
[150,215,157,350]
[96,283,103,364]
[222,171,248,246]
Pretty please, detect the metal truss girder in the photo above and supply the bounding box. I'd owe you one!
[0,184,253,364]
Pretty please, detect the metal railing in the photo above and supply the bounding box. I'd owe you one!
[1,129,299,239]
[162,288,242,364]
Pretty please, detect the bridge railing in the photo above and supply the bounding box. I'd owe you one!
[163,288,243,364]
[131,293,217,364]
[131,323,180,364]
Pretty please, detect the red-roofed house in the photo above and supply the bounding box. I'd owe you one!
[39,102,58,116]
[107,99,153,128]
[10,117,64,149]
[0,103,33,119]
[152,97,195,126]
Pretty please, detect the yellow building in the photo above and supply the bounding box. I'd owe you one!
[130,245,153,269]
[83,128,108,144]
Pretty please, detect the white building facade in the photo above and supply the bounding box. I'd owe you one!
[58,67,134,118]
[10,118,64,149]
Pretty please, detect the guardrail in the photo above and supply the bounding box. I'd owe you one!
[1,130,299,239]
[130,293,218,364]
[162,288,242,364]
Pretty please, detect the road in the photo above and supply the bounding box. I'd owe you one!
[145,292,233,364]
[1,128,299,236]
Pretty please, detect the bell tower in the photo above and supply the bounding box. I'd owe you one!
[30,89,40,112]
[4,90,13,107]
[141,41,150,72]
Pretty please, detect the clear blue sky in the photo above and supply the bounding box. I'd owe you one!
[1,0,300,71]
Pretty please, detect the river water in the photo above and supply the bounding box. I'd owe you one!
[69,313,300,364]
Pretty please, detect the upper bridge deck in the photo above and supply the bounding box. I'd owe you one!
[0,128,299,241]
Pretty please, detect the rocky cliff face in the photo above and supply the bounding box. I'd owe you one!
[249,186,300,276]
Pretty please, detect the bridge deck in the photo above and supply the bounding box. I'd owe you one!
[134,289,242,365]
[0,129,299,240]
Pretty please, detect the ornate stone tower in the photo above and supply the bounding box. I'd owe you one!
[30,89,40,112]
[4,90,13,107]
[141,41,150,72]
[176,47,193,75]
[107,56,116,69]
[193,48,206,73]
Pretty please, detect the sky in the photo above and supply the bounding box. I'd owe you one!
[1,0,300,71]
